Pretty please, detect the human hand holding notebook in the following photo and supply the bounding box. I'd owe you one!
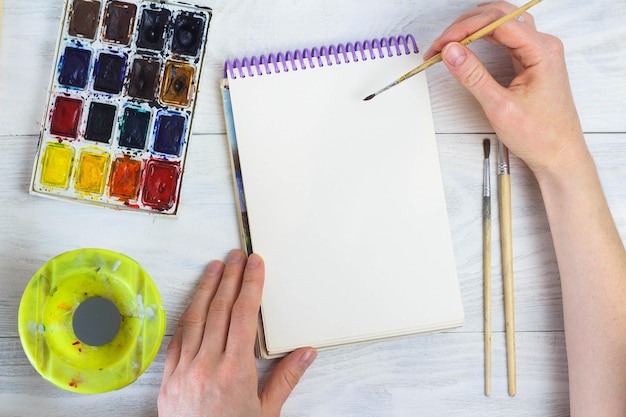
[158,250,317,417]
[221,35,464,358]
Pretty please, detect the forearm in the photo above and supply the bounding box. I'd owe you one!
[536,142,626,417]
[427,2,626,412]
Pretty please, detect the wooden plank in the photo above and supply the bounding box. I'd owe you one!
[2,133,624,337]
[0,332,569,416]
[0,0,625,136]
[2,0,625,414]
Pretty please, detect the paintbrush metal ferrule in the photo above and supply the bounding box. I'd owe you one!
[364,0,543,101]
[483,139,491,197]
[363,54,442,101]
[484,160,491,197]
[363,79,401,101]
[497,140,510,175]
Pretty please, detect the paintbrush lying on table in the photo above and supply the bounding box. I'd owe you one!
[498,139,516,396]
[482,138,492,396]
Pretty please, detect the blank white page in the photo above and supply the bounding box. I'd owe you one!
[227,41,464,356]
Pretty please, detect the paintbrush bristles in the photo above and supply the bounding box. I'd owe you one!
[362,54,442,101]
[483,139,491,159]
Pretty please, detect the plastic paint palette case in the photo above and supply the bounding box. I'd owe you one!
[18,248,166,394]
[30,0,212,215]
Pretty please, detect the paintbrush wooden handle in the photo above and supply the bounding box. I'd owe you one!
[483,195,492,397]
[400,54,443,81]
[462,0,542,46]
[373,0,543,95]
[499,173,516,397]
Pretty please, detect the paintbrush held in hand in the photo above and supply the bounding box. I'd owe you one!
[363,0,543,101]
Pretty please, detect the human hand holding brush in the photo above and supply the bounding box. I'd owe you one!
[426,2,626,415]
[424,1,587,181]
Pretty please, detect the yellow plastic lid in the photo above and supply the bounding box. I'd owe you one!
[18,248,166,394]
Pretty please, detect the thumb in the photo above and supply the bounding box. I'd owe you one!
[260,347,317,416]
[441,42,508,114]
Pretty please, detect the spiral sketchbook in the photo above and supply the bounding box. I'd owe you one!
[221,35,464,359]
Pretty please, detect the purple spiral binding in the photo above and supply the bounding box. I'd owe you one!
[224,35,418,79]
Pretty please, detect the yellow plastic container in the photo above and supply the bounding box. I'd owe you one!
[18,248,165,394]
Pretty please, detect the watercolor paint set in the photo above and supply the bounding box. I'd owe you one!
[30,0,212,215]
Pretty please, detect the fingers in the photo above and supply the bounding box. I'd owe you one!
[159,250,272,416]
[167,249,264,367]
[178,260,225,360]
[162,321,184,383]
[424,1,537,60]
[260,347,317,417]
[162,259,225,384]
[452,2,536,31]
[225,253,265,356]
[441,42,510,117]
[201,249,248,355]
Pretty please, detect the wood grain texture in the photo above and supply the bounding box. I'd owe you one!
[0,0,3,44]
[280,331,571,417]
[1,0,626,136]
[1,0,626,415]
[1,132,624,416]
[0,332,570,417]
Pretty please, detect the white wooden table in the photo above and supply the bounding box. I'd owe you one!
[1,0,625,415]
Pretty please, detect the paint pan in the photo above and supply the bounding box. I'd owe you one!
[69,0,101,39]
[85,101,117,143]
[103,1,137,45]
[30,0,213,215]
[137,8,170,51]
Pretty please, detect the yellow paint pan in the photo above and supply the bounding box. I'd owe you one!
[18,248,165,394]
